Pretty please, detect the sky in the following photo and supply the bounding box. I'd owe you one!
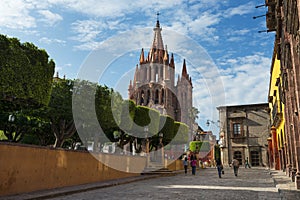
[0,0,275,136]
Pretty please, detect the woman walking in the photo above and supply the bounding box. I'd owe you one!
[216,158,223,178]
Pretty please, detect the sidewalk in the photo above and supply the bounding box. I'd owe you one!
[2,168,300,200]
[0,174,164,200]
[269,169,300,200]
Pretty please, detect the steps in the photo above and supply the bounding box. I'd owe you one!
[141,162,174,175]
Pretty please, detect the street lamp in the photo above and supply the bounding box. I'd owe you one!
[8,114,15,122]
[206,119,220,127]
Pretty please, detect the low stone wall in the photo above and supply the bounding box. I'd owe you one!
[0,143,146,196]
[166,159,184,171]
[0,143,185,196]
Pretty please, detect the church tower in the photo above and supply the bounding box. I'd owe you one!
[128,19,193,133]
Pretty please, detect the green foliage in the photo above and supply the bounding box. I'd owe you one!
[172,122,189,145]
[48,79,76,147]
[0,34,55,110]
[132,106,150,137]
[159,115,175,144]
[189,141,211,153]
[118,100,135,133]
[95,84,122,141]
[49,79,73,121]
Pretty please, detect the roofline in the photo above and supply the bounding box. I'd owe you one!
[217,102,268,110]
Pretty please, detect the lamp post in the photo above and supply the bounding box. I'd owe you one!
[144,126,150,167]
[158,132,164,167]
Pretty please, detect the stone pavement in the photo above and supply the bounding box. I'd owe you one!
[2,167,300,200]
[269,169,300,200]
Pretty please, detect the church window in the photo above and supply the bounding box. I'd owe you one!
[155,89,159,104]
[161,89,164,104]
[140,91,145,105]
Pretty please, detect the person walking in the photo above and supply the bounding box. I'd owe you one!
[183,157,188,175]
[231,158,240,177]
[245,157,251,168]
[216,158,223,178]
[191,158,197,175]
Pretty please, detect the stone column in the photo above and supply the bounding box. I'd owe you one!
[267,137,273,169]
[271,126,280,170]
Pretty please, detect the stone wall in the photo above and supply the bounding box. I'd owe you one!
[0,143,146,196]
[0,143,184,196]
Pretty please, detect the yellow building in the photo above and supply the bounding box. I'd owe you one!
[268,48,285,171]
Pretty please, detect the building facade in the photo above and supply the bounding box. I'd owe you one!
[128,20,193,137]
[267,46,286,172]
[217,103,270,167]
[265,0,300,188]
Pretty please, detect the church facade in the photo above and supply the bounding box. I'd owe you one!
[128,20,193,135]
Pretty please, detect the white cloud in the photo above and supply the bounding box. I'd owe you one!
[219,53,271,105]
[224,2,255,18]
[0,0,36,29]
[71,20,104,43]
[39,37,66,45]
[38,10,63,26]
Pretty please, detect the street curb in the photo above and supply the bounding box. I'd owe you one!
[0,171,184,200]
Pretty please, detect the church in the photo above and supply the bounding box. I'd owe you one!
[128,19,193,135]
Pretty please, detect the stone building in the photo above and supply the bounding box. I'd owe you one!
[128,19,193,137]
[217,103,270,167]
[264,0,300,189]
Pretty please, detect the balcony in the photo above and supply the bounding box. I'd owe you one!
[271,101,283,127]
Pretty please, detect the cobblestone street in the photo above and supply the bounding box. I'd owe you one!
[45,167,290,200]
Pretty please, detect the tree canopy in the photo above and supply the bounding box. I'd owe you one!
[0,34,55,111]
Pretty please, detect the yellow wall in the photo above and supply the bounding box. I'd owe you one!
[0,143,145,196]
[0,143,184,197]
[269,53,285,149]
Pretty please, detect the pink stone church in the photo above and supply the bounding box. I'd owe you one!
[128,19,194,136]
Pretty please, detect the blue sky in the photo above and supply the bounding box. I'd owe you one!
[0,0,274,134]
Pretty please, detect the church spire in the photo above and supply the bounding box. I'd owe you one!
[182,59,188,78]
[170,53,175,68]
[151,12,164,51]
[139,48,145,64]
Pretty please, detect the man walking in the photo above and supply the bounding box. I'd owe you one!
[245,157,251,168]
[231,158,240,177]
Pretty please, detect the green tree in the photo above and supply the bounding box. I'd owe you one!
[189,107,200,123]
[0,34,55,111]
[48,79,76,148]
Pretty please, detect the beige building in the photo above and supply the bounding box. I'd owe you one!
[217,103,270,167]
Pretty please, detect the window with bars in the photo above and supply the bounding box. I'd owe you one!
[233,123,241,135]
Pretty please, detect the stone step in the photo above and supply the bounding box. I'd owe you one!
[141,167,174,175]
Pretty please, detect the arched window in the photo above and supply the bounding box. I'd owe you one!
[161,89,164,104]
[155,89,159,104]
[140,90,145,105]
[234,151,242,165]
[147,90,150,105]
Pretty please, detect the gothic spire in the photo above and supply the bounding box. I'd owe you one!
[170,53,175,68]
[182,59,188,78]
[139,48,145,64]
[151,15,164,51]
